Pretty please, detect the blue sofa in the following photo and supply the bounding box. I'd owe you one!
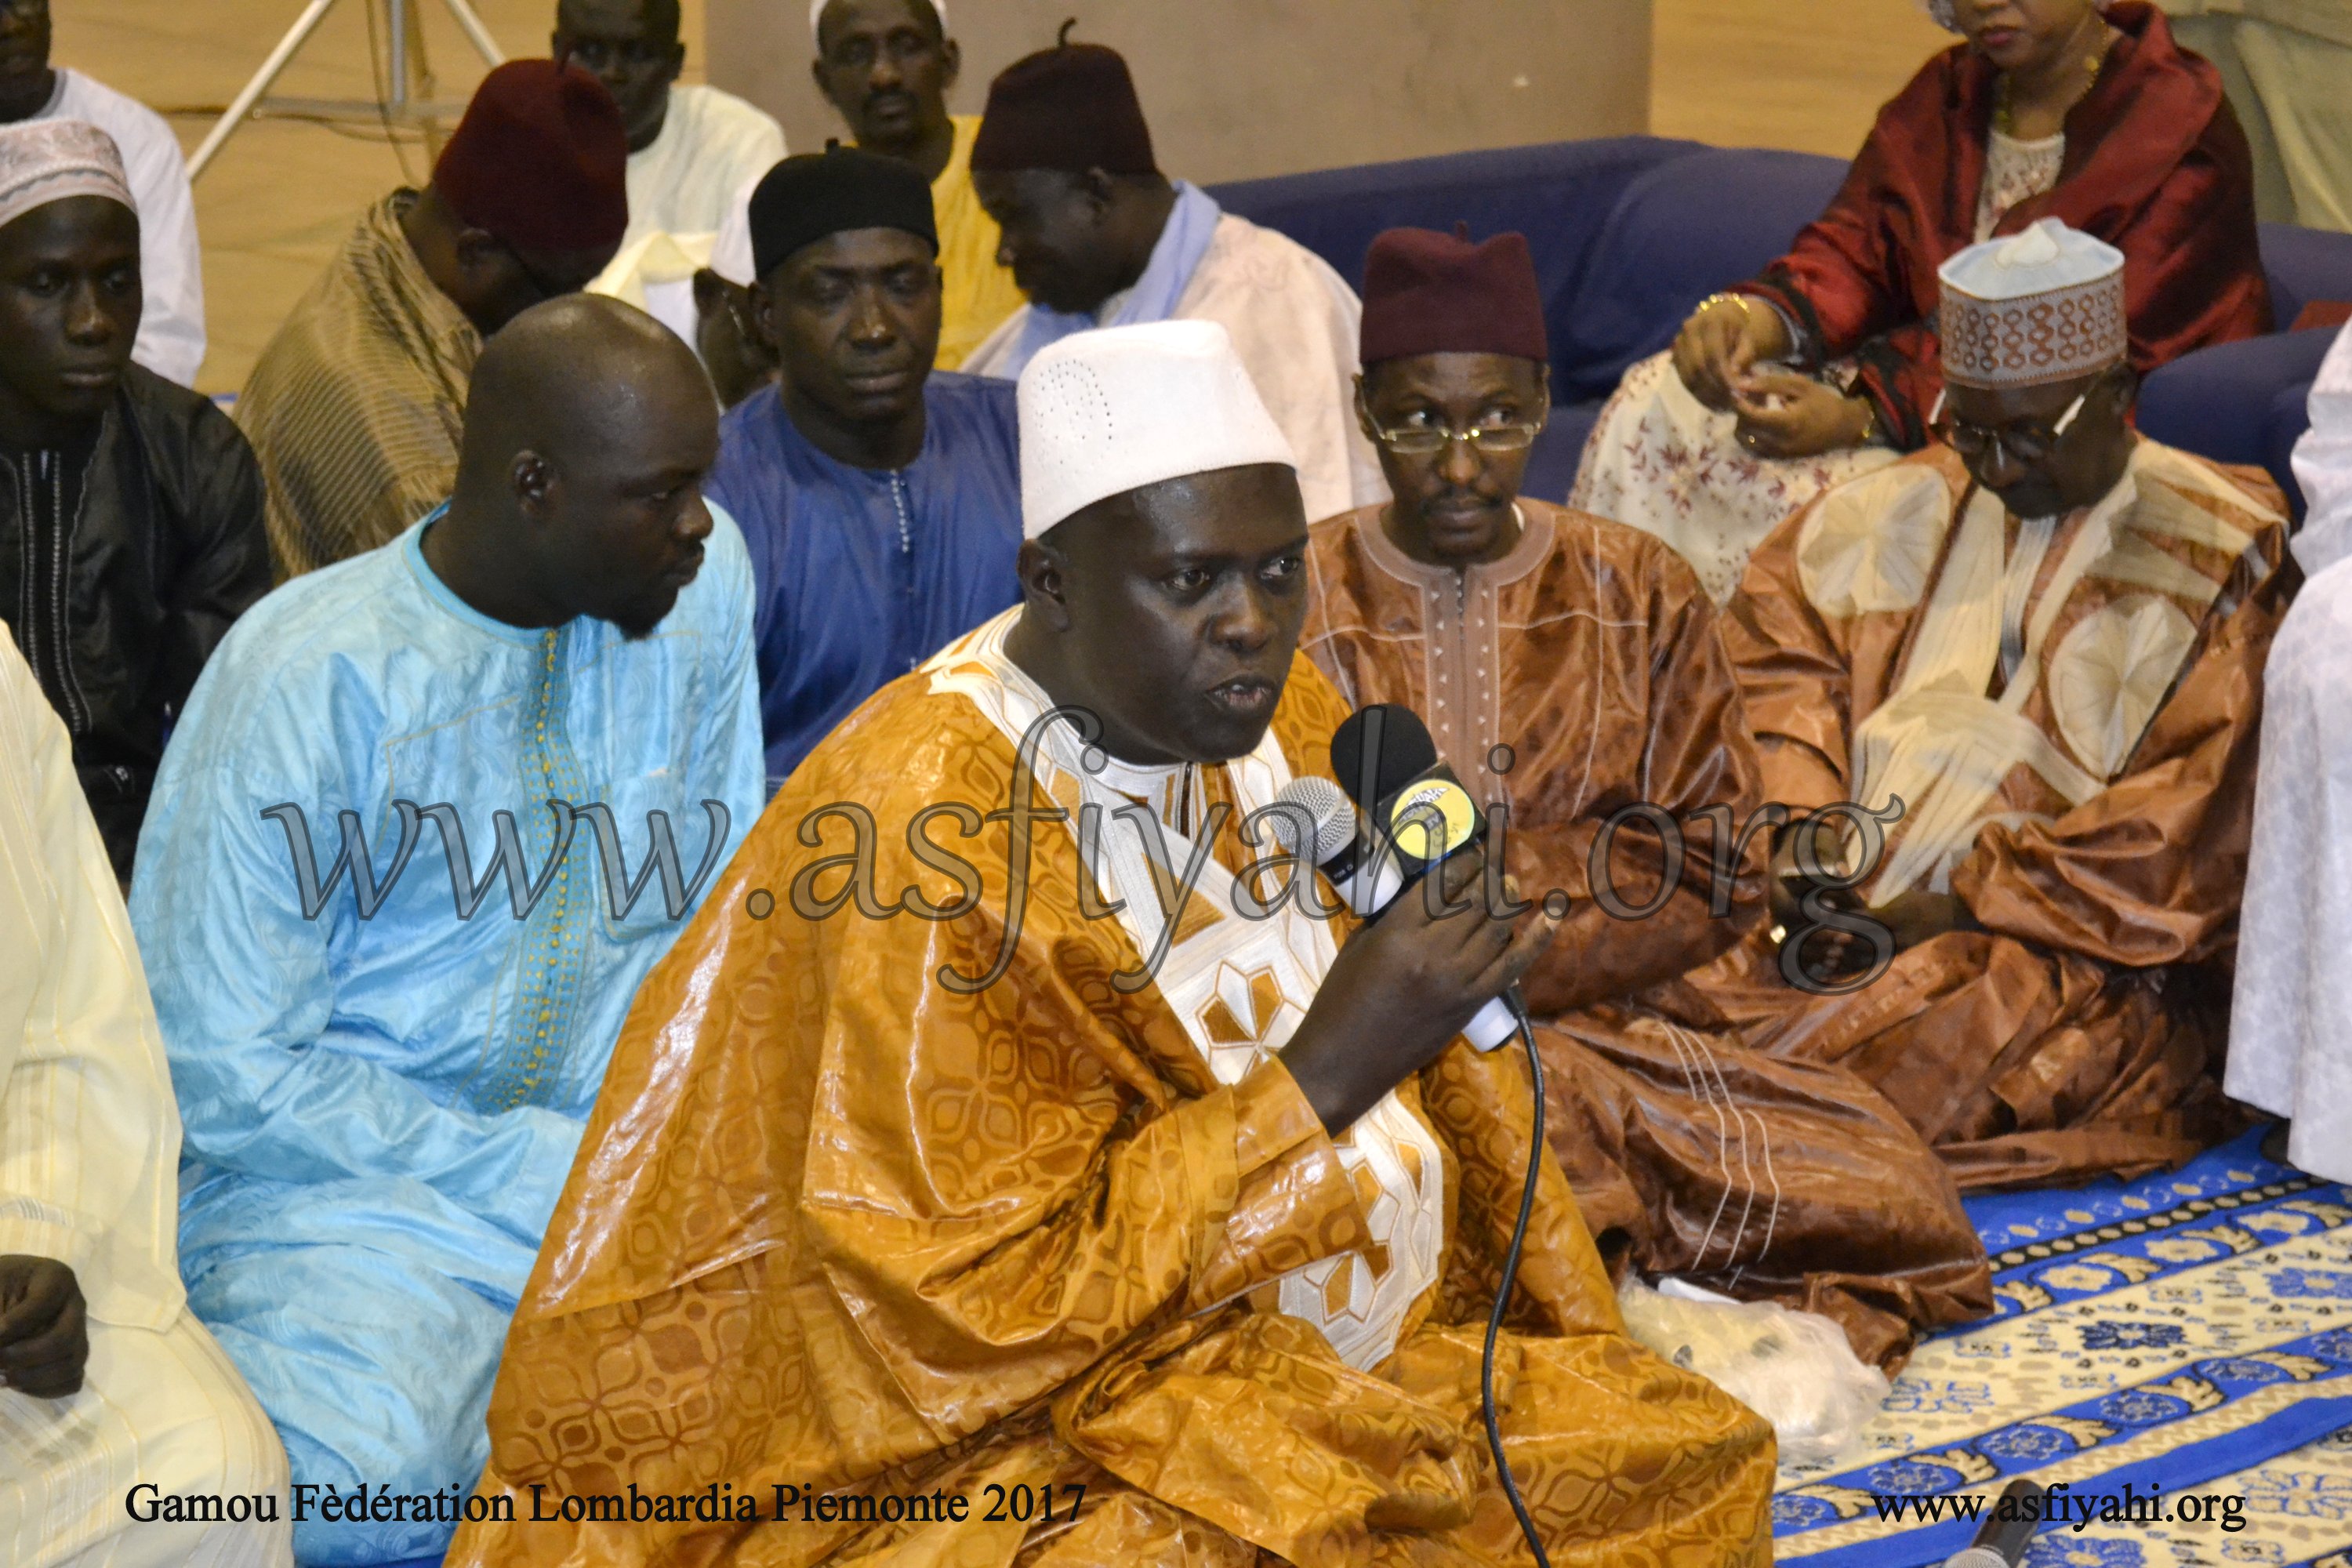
[1213,136,2352,514]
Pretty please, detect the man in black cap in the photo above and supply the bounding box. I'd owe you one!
[962,31,1381,523]
[697,0,1015,400]
[705,144,1022,788]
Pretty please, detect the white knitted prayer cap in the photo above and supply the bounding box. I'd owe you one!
[1018,321,1298,540]
[0,120,132,234]
[811,0,944,40]
[1939,218,2127,390]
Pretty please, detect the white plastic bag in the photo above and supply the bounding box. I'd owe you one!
[1615,1275,1890,1467]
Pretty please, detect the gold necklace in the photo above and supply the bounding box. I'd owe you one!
[1994,25,2111,136]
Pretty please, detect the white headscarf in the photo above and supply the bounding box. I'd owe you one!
[1922,0,2111,33]
[0,119,133,233]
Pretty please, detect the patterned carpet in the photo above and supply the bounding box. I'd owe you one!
[376,1127,2352,1568]
[1774,1126,2352,1567]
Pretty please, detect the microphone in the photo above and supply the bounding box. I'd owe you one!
[1941,1479,2045,1567]
[1265,775,1406,920]
[1284,708,1558,1568]
[1330,702,1480,878]
[1268,705,1523,1052]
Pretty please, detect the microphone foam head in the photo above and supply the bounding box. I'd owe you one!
[1330,704,1439,807]
[1272,776,1356,862]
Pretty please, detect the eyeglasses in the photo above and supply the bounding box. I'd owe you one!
[1933,390,2088,467]
[1368,419,1546,456]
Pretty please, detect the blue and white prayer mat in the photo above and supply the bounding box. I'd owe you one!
[1773,1126,2352,1568]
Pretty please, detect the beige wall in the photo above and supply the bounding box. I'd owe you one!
[1651,0,1945,158]
[706,1,1653,184]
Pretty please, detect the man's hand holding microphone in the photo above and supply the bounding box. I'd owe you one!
[1270,705,1559,1136]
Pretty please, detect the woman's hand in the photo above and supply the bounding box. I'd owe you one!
[1732,368,1874,460]
[1672,295,1791,412]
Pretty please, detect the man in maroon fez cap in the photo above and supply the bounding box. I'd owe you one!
[432,57,632,277]
[1300,225,1994,1373]
[240,59,633,577]
[966,28,1168,321]
[959,25,1381,522]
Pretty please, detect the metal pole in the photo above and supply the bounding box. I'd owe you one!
[183,0,506,183]
[184,0,343,180]
[441,0,507,70]
[387,0,407,112]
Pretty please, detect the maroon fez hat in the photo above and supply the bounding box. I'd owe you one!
[970,22,1157,176]
[434,59,630,253]
[1359,225,1548,366]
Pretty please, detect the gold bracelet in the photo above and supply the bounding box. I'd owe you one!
[1700,291,1756,324]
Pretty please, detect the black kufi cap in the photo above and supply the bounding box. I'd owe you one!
[748,143,938,281]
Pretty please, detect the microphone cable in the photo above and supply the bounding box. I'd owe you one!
[1480,989,1553,1568]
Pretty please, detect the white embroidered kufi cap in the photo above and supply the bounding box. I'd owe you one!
[0,119,132,234]
[1939,217,2127,390]
[1017,319,1298,540]
[811,0,944,38]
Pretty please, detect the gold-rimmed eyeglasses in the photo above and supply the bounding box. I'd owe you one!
[1368,419,1547,456]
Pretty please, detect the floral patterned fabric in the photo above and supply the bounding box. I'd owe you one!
[1976,129,2067,243]
[1569,353,1897,606]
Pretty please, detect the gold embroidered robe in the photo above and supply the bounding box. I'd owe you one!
[1696,440,2293,1190]
[445,611,1774,1567]
[1302,500,1991,1370]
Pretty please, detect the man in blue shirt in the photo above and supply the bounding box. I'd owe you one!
[706,143,1021,787]
[129,296,763,1566]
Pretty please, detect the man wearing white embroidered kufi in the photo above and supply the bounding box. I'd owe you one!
[0,628,290,1566]
[1691,218,2294,1192]
[2227,318,2352,1181]
[0,5,205,385]
[442,318,1780,1568]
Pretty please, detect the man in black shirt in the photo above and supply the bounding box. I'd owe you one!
[0,118,269,878]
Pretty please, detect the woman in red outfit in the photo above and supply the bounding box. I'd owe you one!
[1573,0,2269,603]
